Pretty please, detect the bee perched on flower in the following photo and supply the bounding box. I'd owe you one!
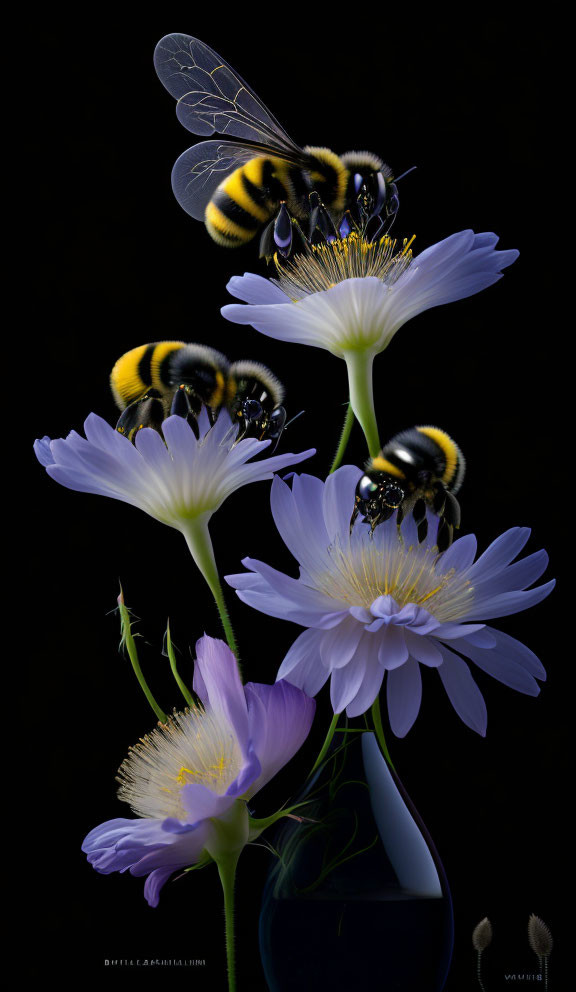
[226,467,554,735]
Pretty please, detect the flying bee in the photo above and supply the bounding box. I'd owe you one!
[351,426,465,552]
[153,34,405,256]
[110,341,286,449]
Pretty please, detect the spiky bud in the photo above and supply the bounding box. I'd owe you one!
[528,914,553,957]
[472,917,493,951]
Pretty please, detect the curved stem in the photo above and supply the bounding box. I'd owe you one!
[371,697,395,772]
[329,402,355,473]
[308,712,339,778]
[181,514,240,665]
[117,589,167,723]
[343,350,380,458]
[216,854,239,992]
[165,620,194,707]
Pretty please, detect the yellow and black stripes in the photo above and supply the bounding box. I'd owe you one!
[110,342,230,413]
[203,149,353,247]
[416,426,465,493]
[110,341,185,409]
[368,426,464,496]
[205,156,298,247]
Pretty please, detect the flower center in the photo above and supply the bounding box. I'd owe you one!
[116,706,243,820]
[312,531,473,623]
[274,232,415,301]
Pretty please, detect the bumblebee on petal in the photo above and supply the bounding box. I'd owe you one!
[352,426,465,552]
[110,340,286,450]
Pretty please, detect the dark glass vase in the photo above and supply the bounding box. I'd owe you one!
[259,731,453,991]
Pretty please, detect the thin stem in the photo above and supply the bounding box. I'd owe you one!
[216,854,239,992]
[344,350,380,458]
[117,590,167,723]
[371,697,395,772]
[181,514,240,665]
[329,402,355,473]
[476,949,487,992]
[165,620,194,707]
[308,712,339,777]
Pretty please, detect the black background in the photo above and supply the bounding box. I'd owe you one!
[25,8,567,989]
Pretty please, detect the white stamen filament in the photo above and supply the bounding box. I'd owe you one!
[309,533,474,622]
[117,706,243,820]
[274,232,414,301]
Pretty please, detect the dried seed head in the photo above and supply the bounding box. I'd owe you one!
[528,914,553,957]
[472,917,493,951]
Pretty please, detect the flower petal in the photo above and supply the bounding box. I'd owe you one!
[226,272,291,304]
[436,644,487,735]
[192,635,249,755]
[276,627,333,697]
[386,659,423,737]
[330,652,368,713]
[243,680,316,794]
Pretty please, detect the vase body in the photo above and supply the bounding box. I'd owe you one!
[259,732,453,991]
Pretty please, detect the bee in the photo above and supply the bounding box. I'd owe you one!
[153,34,402,256]
[110,341,286,449]
[351,426,465,552]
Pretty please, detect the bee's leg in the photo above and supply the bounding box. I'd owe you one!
[436,519,453,552]
[259,218,276,261]
[273,202,293,258]
[116,391,164,442]
[170,386,200,437]
[433,485,447,517]
[350,496,362,533]
[265,406,287,454]
[443,491,461,530]
[338,210,357,238]
[411,498,429,544]
[308,191,338,244]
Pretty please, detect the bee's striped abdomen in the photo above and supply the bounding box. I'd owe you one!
[110,341,185,410]
[416,426,465,493]
[205,156,295,247]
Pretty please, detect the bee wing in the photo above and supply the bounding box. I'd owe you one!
[171,140,263,220]
[154,34,302,155]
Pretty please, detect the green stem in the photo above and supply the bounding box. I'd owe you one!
[181,514,240,665]
[329,402,355,473]
[343,350,380,458]
[308,712,339,778]
[117,590,167,723]
[216,854,239,992]
[165,620,194,707]
[371,698,395,772]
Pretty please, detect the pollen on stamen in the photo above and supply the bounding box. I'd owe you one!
[273,232,414,301]
[312,528,474,623]
[116,706,243,821]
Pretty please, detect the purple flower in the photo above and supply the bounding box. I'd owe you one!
[82,635,315,906]
[225,467,554,737]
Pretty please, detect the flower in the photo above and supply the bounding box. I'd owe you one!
[222,231,518,358]
[35,407,314,634]
[35,406,314,530]
[225,467,554,736]
[82,635,316,906]
[221,231,519,456]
